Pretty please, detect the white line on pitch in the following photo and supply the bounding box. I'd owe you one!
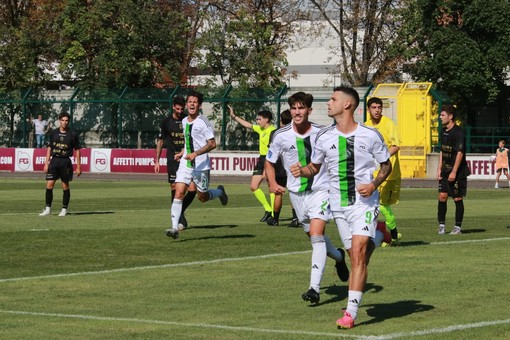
[2,237,509,283]
[1,309,509,339]
[0,250,310,283]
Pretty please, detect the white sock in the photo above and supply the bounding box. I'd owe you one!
[310,235,327,292]
[346,290,363,320]
[324,235,342,261]
[171,199,183,229]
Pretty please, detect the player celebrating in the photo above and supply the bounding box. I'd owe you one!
[291,86,391,328]
[165,91,228,239]
[265,91,349,304]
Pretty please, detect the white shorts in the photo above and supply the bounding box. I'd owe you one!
[332,203,379,250]
[175,165,210,193]
[289,189,331,233]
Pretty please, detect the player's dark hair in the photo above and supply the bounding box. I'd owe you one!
[59,112,70,120]
[186,90,204,105]
[173,95,185,107]
[367,97,383,107]
[288,91,314,108]
[280,109,292,125]
[257,110,273,122]
[442,104,456,119]
[333,85,360,108]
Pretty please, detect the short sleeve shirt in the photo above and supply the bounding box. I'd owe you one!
[252,125,276,156]
[440,124,469,178]
[266,122,328,193]
[49,128,81,158]
[312,123,390,211]
[157,115,184,158]
[180,115,215,171]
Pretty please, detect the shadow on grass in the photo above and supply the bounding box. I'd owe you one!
[461,228,486,234]
[189,224,238,230]
[179,234,256,242]
[390,241,429,247]
[309,283,384,307]
[71,211,115,215]
[360,300,434,325]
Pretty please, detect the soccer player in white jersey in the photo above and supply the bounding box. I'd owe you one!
[291,86,392,329]
[265,91,349,304]
[165,91,228,240]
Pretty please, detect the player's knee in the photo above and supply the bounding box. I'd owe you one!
[197,192,209,202]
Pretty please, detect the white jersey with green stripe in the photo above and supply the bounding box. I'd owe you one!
[180,114,215,171]
[266,122,329,193]
[312,122,390,211]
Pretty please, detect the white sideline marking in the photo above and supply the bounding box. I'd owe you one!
[1,237,509,284]
[1,310,509,339]
[0,250,310,283]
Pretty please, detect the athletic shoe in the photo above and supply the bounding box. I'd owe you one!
[266,216,279,226]
[336,310,355,329]
[289,217,301,228]
[302,288,320,304]
[165,228,179,239]
[58,208,67,217]
[335,248,349,282]
[218,185,228,206]
[438,225,446,235]
[260,211,272,222]
[450,226,462,235]
[39,207,51,216]
[178,214,188,231]
[391,232,403,243]
[381,241,392,247]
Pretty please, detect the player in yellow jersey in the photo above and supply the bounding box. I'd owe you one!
[493,139,510,189]
[365,97,402,244]
[229,105,277,222]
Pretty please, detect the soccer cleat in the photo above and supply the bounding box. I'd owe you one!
[260,211,272,222]
[58,208,67,217]
[39,207,51,216]
[335,248,349,282]
[438,225,446,235]
[289,217,302,227]
[391,232,403,243]
[302,288,320,304]
[336,309,355,329]
[450,226,462,235]
[178,214,188,231]
[218,185,228,206]
[381,241,392,247]
[266,216,279,226]
[165,228,179,239]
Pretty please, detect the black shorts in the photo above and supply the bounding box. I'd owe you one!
[46,157,73,183]
[167,158,179,183]
[496,167,508,174]
[253,155,266,176]
[438,172,467,198]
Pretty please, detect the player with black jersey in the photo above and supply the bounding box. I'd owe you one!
[39,112,81,217]
[436,105,470,235]
[155,96,196,230]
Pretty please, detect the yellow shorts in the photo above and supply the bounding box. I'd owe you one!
[379,178,401,205]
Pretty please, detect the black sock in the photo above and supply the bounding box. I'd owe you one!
[390,229,399,239]
[437,201,447,225]
[171,189,176,202]
[182,191,196,212]
[46,188,53,207]
[274,210,280,220]
[292,208,297,219]
[62,189,70,209]
[454,200,464,227]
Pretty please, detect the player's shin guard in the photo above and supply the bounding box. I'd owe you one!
[62,189,70,209]
[45,188,53,207]
[454,200,464,228]
[310,235,327,292]
[171,199,183,229]
[437,200,447,225]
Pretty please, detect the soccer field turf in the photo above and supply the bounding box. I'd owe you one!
[1,177,509,339]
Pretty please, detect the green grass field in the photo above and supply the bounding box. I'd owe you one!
[1,177,510,339]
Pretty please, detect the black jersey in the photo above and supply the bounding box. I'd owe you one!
[157,115,184,158]
[49,128,81,158]
[440,124,470,178]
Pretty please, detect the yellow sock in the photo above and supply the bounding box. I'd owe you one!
[253,188,272,212]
